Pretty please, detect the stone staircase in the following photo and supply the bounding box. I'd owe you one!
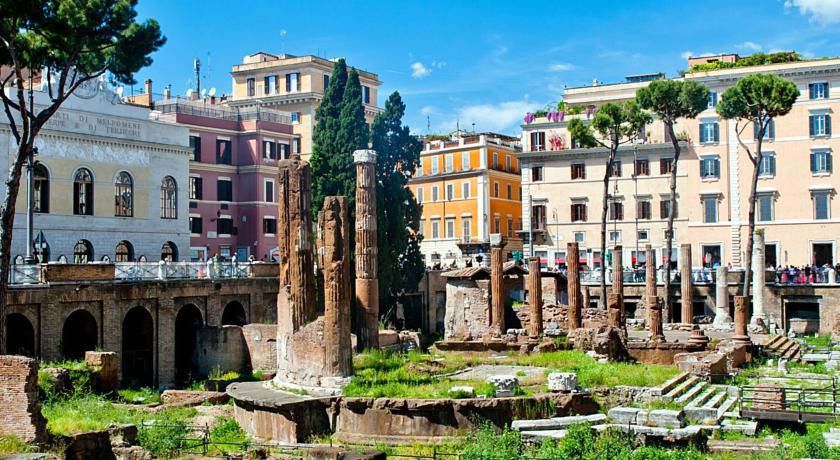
[659,372,739,424]
[762,335,801,361]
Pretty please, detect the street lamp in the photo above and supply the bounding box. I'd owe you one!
[23,147,38,264]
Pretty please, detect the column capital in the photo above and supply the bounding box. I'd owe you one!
[353,149,377,164]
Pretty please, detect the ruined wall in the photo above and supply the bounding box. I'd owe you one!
[195,326,248,376]
[444,279,490,340]
[0,356,46,445]
[242,324,277,373]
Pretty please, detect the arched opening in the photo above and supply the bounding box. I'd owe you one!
[161,241,178,262]
[13,255,23,265]
[6,313,35,357]
[160,176,177,219]
[73,239,93,264]
[73,168,93,215]
[221,301,247,326]
[114,171,133,217]
[33,162,49,213]
[62,310,98,360]
[174,304,202,385]
[115,240,134,262]
[122,306,154,387]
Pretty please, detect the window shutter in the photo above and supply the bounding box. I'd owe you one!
[570,205,574,221]
[809,84,815,99]
[714,159,720,177]
[660,201,666,219]
[769,120,775,139]
[699,125,704,143]
[810,152,817,172]
[713,92,718,106]
[810,115,816,136]
[713,123,720,142]
[827,115,832,135]
[828,152,833,172]
[285,75,291,92]
[753,121,759,140]
[770,155,776,175]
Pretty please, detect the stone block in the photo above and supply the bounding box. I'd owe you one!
[486,375,519,397]
[512,413,607,431]
[0,356,46,445]
[42,367,72,394]
[57,430,113,459]
[646,409,684,428]
[85,351,119,393]
[108,424,138,447]
[160,390,228,407]
[547,372,578,392]
[752,384,785,410]
[608,407,642,425]
[569,326,627,361]
[673,352,727,381]
[788,318,819,335]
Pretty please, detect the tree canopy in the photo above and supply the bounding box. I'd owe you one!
[568,101,651,149]
[636,79,709,124]
[716,73,800,128]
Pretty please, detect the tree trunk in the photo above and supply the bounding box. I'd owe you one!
[0,141,30,354]
[599,145,617,309]
[663,124,682,323]
[742,136,763,298]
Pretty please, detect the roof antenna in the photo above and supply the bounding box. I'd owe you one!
[426,115,431,134]
[280,29,287,55]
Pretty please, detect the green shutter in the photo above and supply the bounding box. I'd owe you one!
[810,152,817,172]
[810,115,816,136]
[827,115,832,135]
[713,123,720,142]
[828,152,833,172]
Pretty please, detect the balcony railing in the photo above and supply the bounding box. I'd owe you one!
[152,98,292,124]
[7,261,255,285]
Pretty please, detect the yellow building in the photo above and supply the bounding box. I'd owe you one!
[227,52,382,161]
[409,133,522,267]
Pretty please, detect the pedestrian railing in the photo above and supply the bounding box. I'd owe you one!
[114,261,251,281]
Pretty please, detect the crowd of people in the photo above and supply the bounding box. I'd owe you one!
[774,264,840,284]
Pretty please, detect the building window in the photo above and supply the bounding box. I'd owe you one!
[279,143,290,160]
[216,139,232,164]
[323,74,330,90]
[574,232,585,243]
[609,201,624,221]
[431,219,440,239]
[506,184,512,200]
[263,218,277,235]
[462,218,471,241]
[73,168,94,215]
[660,199,677,219]
[217,217,234,235]
[362,85,371,104]
[431,186,439,202]
[461,152,470,170]
[571,163,586,180]
[445,218,455,238]
[115,240,133,262]
[530,131,546,151]
[493,153,499,169]
[532,166,544,182]
[418,220,425,236]
[189,176,203,200]
[285,72,300,92]
[73,239,93,263]
[189,216,202,234]
[759,153,776,177]
[33,163,49,213]
[700,156,720,179]
[462,182,470,198]
[810,113,832,137]
[811,150,832,174]
[638,229,649,241]
[702,196,718,223]
[114,171,133,217]
[291,112,300,123]
[754,119,775,140]
[571,203,587,222]
[634,158,649,176]
[445,154,453,172]
[609,231,621,243]
[814,191,831,220]
[660,158,673,175]
[161,241,178,262]
[416,162,424,177]
[493,215,501,234]
[757,194,774,222]
[416,187,423,204]
[494,182,499,198]
[265,180,274,202]
[263,140,278,160]
[264,75,277,95]
[809,81,829,99]
[699,122,719,144]
[246,78,255,97]
[446,183,454,201]
[431,157,439,175]
[638,200,652,220]
[217,179,233,201]
[532,205,547,230]
[507,217,513,236]
[160,176,177,219]
[506,155,511,172]
[707,91,718,108]
[189,135,201,161]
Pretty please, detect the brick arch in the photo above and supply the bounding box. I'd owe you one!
[6,313,35,357]
[62,308,98,360]
[122,306,154,387]
[221,301,247,326]
[174,303,203,384]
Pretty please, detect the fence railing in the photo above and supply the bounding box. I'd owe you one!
[6,261,253,284]
[573,267,718,285]
[8,264,40,284]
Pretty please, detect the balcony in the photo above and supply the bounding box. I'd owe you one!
[152,98,292,124]
[7,261,267,285]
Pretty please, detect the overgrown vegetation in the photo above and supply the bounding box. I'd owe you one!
[116,387,162,405]
[207,417,251,456]
[0,436,32,455]
[688,51,802,72]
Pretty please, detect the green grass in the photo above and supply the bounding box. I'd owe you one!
[0,436,33,455]
[116,387,161,404]
[207,417,250,456]
[38,360,95,399]
[802,334,833,348]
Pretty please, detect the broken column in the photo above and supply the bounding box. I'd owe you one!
[713,266,732,328]
[612,245,623,297]
[647,295,665,342]
[528,256,543,338]
[567,242,581,330]
[354,149,380,350]
[322,196,353,377]
[607,293,624,330]
[733,296,751,345]
[489,237,506,337]
[645,244,656,299]
[680,244,693,325]
[751,231,766,328]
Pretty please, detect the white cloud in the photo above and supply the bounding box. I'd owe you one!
[680,50,694,60]
[548,63,575,72]
[420,106,434,116]
[738,41,763,51]
[431,61,447,69]
[785,0,840,25]
[443,99,542,134]
[410,62,431,79]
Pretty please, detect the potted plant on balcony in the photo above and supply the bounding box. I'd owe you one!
[567,105,584,116]
[524,112,535,124]
[548,134,565,150]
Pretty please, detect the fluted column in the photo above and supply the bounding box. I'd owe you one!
[322,196,353,376]
[645,244,656,299]
[528,256,543,338]
[713,266,733,328]
[489,241,506,336]
[680,244,693,325]
[612,245,623,296]
[734,296,751,345]
[647,295,665,342]
[354,149,379,350]
[751,231,766,327]
[567,242,581,330]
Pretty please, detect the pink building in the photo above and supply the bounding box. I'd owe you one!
[153,97,298,261]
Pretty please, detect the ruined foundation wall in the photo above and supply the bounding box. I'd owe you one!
[0,356,46,445]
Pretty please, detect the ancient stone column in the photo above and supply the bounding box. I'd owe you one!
[490,240,506,336]
[528,256,543,338]
[612,245,623,296]
[751,231,766,327]
[567,242,581,330]
[607,293,623,329]
[733,295,751,344]
[645,244,656,298]
[712,266,732,328]
[322,196,353,376]
[354,149,380,350]
[647,295,665,342]
[680,244,693,325]
[582,287,590,310]
[277,155,315,336]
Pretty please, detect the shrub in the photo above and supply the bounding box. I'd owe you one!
[461,424,521,460]
[0,436,32,455]
[207,417,249,456]
[138,410,189,458]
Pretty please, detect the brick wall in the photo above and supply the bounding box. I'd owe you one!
[0,356,46,444]
[242,324,277,372]
[42,263,115,282]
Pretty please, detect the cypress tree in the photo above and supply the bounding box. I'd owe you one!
[311,59,349,216]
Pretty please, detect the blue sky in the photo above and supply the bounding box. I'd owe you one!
[134,0,840,136]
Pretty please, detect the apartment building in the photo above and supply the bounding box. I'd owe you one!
[520,55,840,271]
[408,133,523,267]
[153,96,297,262]
[226,52,382,160]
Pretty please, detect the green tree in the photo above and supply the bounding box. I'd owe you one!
[568,102,651,308]
[636,79,708,321]
[311,59,350,216]
[0,0,165,353]
[717,74,798,298]
[370,91,424,321]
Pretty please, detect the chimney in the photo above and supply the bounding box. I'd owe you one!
[144,79,152,95]
[592,79,599,87]
[163,85,171,101]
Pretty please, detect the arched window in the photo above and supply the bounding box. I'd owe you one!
[73,239,93,263]
[33,163,49,213]
[101,255,111,263]
[114,171,133,217]
[115,240,134,262]
[160,176,177,219]
[161,241,178,262]
[73,168,93,215]
[13,255,23,265]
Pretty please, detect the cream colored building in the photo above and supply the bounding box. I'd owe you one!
[227,52,382,160]
[520,56,840,271]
